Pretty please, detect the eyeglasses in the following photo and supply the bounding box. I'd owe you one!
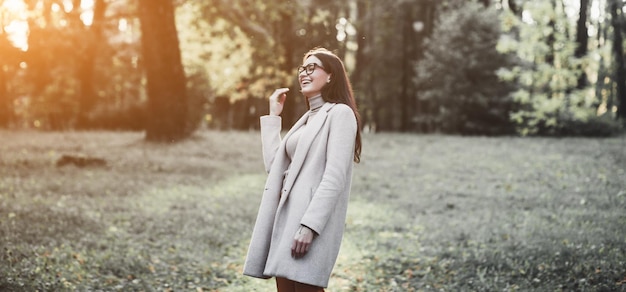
[297,63,325,75]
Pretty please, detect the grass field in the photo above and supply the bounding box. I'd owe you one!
[1,130,625,291]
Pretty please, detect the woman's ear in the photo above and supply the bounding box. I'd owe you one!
[327,74,332,83]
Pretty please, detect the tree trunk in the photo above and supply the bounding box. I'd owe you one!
[546,0,557,67]
[0,27,14,128]
[279,11,298,129]
[352,0,369,89]
[76,0,106,128]
[505,0,522,16]
[400,2,415,132]
[575,0,589,89]
[414,1,436,133]
[0,58,8,127]
[353,0,372,129]
[610,0,626,119]
[138,0,189,142]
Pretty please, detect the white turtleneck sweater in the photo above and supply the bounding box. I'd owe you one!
[284,95,324,160]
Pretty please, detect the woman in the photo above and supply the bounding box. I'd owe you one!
[243,48,362,292]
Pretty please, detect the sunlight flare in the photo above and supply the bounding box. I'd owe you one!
[1,0,26,12]
[2,0,29,50]
[3,20,28,51]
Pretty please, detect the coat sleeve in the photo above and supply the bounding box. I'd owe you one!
[300,104,357,234]
[260,115,283,173]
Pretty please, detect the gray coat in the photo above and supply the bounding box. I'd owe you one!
[243,102,357,287]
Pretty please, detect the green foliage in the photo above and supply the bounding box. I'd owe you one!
[0,1,146,130]
[497,0,608,136]
[197,0,349,126]
[22,25,82,129]
[554,113,624,137]
[177,4,255,102]
[415,2,515,135]
[1,0,623,135]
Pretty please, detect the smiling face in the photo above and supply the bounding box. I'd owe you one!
[299,56,331,98]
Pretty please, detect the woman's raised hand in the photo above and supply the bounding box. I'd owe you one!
[269,88,289,116]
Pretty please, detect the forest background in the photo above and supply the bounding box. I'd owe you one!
[1,0,626,291]
[0,0,625,138]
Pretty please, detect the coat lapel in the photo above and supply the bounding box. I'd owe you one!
[282,112,308,141]
[281,102,335,198]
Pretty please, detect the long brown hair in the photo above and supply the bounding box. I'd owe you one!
[304,48,362,163]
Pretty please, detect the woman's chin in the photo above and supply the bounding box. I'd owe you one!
[300,89,318,97]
